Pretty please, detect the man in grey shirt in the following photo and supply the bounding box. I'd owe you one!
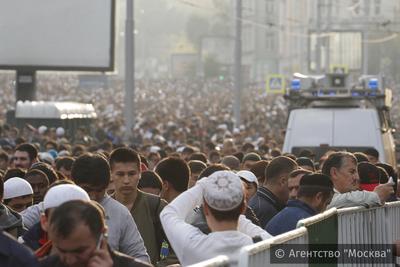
[70,153,150,262]
[321,151,393,208]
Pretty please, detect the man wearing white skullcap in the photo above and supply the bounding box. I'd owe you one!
[160,170,272,266]
[21,183,90,258]
[0,177,26,238]
[3,177,33,212]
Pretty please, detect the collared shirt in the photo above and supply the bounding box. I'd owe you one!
[248,187,286,228]
[265,199,316,235]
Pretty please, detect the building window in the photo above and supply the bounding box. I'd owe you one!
[364,0,370,16]
[374,0,381,15]
[266,0,274,14]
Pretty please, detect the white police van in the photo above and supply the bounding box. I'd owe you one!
[282,73,396,166]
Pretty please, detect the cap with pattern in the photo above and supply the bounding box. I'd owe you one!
[203,171,244,211]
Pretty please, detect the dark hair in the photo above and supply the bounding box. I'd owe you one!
[72,145,86,157]
[377,166,389,183]
[55,157,75,171]
[0,176,3,200]
[188,160,207,174]
[155,157,190,193]
[138,171,163,191]
[198,164,230,180]
[298,149,315,158]
[321,152,356,177]
[71,153,110,188]
[182,146,195,155]
[265,156,298,184]
[363,148,379,159]
[233,152,244,163]
[296,157,315,171]
[242,152,261,163]
[49,200,104,239]
[208,150,221,160]
[15,143,38,161]
[249,160,269,184]
[0,150,9,163]
[3,168,26,181]
[376,162,398,194]
[241,143,255,153]
[297,173,333,198]
[189,152,208,164]
[283,153,297,161]
[30,162,58,185]
[270,148,282,158]
[45,140,58,151]
[205,199,244,222]
[353,152,369,163]
[221,156,240,170]
[109,147,141,170]
[24,169,49,184]
[289,168,312,179]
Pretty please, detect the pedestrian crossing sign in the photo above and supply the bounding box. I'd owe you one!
[266,74,285,94]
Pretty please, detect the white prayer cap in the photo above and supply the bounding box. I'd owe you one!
[4,177,33,200]
[56,127,65,137]
[150,146,161,153]
[43,184,90,211]
[39,152,54,165]
[203,171,244,211]
[38,125,47,135]
[237,170,259,186]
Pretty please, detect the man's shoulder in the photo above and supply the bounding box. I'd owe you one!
[0,232,38,266]
[112,250,153,267]
[139,191,168,209]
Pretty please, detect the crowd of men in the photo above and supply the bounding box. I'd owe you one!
[0,127,398,266]
[0,74,399,266]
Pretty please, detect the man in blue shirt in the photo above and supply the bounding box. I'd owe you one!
[266,173,334,235]
[249,156,298,228]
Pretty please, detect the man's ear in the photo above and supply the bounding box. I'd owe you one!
[330,167,338,181]
[203,202,210,216]
[163,180,170,192]
[240,201,246,215]
[40,213,49,232]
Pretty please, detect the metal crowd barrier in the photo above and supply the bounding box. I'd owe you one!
[238,226,309,267]
[385,201,400,243]
[186,255,230,267]
[193,201,400,267]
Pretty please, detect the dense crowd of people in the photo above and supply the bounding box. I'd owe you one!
[0,74,400,266]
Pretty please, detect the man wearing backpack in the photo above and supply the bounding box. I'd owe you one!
[110,147,167,265]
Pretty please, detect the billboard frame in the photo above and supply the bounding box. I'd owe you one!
[0,0,116,72]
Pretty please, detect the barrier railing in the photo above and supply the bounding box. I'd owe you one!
[201,201,400,267]
[238,226,308,267]
[186,255,230,267]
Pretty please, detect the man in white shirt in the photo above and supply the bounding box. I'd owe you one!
[160,170,271,266]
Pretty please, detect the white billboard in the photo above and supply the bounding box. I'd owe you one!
[0,0,115,71]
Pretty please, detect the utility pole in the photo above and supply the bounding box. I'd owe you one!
[125,0,135,141]
[325,0,332,72]
[315,0,322,73]
[233,0,242,128]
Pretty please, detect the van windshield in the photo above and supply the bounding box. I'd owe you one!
[291,146,374,162]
